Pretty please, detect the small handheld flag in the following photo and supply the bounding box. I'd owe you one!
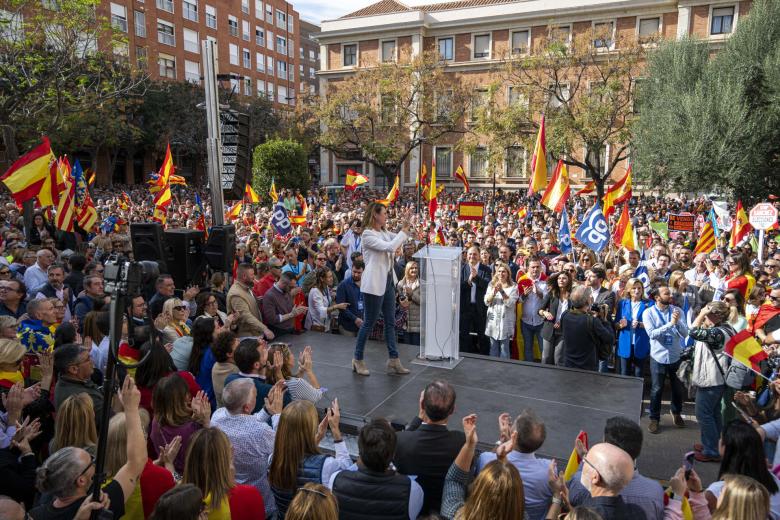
[634,249,651,289]
[271,202,292,236]
[454,165,469,193]
[563,431,589,481]
[345,169,369,191]
[244,183,260,203]
[724,330,768,375]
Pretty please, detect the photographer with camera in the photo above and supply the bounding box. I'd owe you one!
[560,286,614,372]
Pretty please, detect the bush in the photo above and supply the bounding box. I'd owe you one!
[251,139,310,201]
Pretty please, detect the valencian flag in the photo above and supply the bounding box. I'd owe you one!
[575,180,596,196]
[416,163,427,190]
[377,174,400,206]
[244,183,260,203]
[269,177,278,202]
[169,174,187,186]
[729,200,753,248]
[541,159,570,212]
[345,169,369,191]
[428,158,438,219]
[694,217,716,255]
[454,165,469,193]
[55,166,76,232]
[528,115,547,197]
[117,191,131,211]
[725,330,768,375]
[71,161,98,232]
[563,431,589,481]
[602,164,632,218]
[1,137,57,205]
[612,203,636,250]
[458,202,484,221]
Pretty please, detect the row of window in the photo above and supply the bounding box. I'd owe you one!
[151,0,295,33]
[226,43,295,80]
[339,7,738,67]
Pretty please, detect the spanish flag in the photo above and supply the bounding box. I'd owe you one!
[612,203,636,250]
[290,215,307,226]
[575,180,596,196]
[345,169,369,191]
[517,206,528,220]
[226,201,243,221]
[244,183,260,203]
[563,431,589,481]
[428,159,438,220]
[602,164,632,218]
[269,177,278,202]
[416,164,427,190]
[527,115,547,197]
[1,137,57,205]
[454,165,469,193]
[152,144,174,209]
[541,159,570,212]
[377,174,399,206]
[724,330,768,374]
[434,222,446,244]
[693,220,716,255]
[729,200,752,248]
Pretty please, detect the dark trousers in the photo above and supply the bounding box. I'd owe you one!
[619,355,645,378]
[354,275,399,361]
[650,358,684,421]
[459,302,488,355]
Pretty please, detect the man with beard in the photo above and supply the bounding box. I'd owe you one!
[229,263,275,340]
[261,271,307,337]
[336,260,365,337]
[33,264,73,323]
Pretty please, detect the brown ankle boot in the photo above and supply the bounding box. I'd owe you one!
[352,359,370,376]
[386,358,410,375]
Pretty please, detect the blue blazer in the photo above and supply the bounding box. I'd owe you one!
[615,298,651,360]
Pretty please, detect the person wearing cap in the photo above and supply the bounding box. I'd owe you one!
[53,344,104,429]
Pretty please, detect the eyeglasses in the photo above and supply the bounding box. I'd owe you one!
[173,306,187,311]
[76,454,96,482]
[0,270,10,275]
[582,456,602,480]
[317,257,327,261]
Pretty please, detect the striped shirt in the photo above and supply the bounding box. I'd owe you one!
[286,377,323,403]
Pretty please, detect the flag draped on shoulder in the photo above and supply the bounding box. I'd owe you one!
[602,164,632,218]
[612,203,636,250]
[244,183,260,203]
[528,115,547,197]
[1,137,57,206]
[345,169,368,191]
[541,159,570,212]
[454,165,469,193]
[729,200,752,248]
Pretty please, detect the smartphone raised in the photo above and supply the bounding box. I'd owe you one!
[683,451,696,480]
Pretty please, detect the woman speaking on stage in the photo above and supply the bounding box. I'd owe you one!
[351,202,411,377]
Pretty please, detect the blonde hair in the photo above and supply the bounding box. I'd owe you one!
[266,342,293,383]
[490,262,511,287]
[0,338,24,366]
[52,393,97,452]
[712,474,770,520]
[183,428,235,510]
[669,270,687,292]
[162,298,185,325]
[268,400,321,490]
[104,409,151,478]
[456,459,525,520]
[286,483,339,520]
[361,202,385,230]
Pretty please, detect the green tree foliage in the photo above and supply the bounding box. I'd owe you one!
[252,139,309,199]
[634,0,780,202]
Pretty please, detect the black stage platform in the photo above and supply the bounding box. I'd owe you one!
[283,332,643,463]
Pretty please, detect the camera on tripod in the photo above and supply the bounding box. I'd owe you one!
[103,255,144,296]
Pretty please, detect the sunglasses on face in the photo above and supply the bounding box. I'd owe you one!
[173,306,187,311]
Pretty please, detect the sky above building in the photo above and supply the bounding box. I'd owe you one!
[298,0,455,24]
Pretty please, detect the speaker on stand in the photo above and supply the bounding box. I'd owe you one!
[203,224,236,274]
[163,229,207,289]
[130,223,167,273]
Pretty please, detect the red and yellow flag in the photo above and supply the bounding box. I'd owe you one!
[377,174,400,206]
[152,143,174,209]
[528,115,547,197]
[226,201,243,221]
[612,203,636,250]
[433,222,446,245]
[517,206,528,220]
[458,202,484,221]
[244,183,260,203]
[563,431,589,481]
[55,176,75,232]
[454,165,469,193]
[575,180,596,196]
[693,220,716,255]
[1,137,57,205]
[169,174,187,186]
[269,178,278,202]
[428,158,438,219]
[602,164,632,218]
[725,330,768,374]
[541,159,570,212]
[729,200,752,248]
[416,163,428,190]
[290,215,307,226]
[345,169,369,191]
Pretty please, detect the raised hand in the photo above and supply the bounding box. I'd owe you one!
[265,380,286,416]
[37,351,54,381]
[118,375,141,412]
[496,431,517,460]
[1,382,24,424]
[497,412,512,443]
[156,435,182,469]
[462,414,478,446]
[190,391,211,426]
[315,414,328,444]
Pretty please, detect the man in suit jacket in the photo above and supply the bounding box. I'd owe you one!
[227,263,274,339]
[460,246,491,354]
[586,267,617,372]
[393,380,465,516]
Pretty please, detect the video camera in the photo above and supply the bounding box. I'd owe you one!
[103,255,145,296]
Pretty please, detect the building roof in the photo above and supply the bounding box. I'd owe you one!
[340,0,518,18]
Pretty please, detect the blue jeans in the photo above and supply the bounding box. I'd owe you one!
[696,385,725,457]
[489,338,510,358]
[649,358,684,421]
[619,355,644,378]
[521,321,543,362]
[354,275,399,361]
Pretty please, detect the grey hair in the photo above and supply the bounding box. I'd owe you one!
[222,378,255,414]
[513,409,546,453]
[570,286,592,310]
[36,447,85,498]
[26,298,45,319]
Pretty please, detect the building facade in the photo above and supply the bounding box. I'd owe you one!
[316,0,750,189]
[299,19,321,95]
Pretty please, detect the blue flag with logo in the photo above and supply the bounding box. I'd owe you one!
[558,207,572,254]
[634,249,651,289]
[574,203,609,252]
[271,201,292,236]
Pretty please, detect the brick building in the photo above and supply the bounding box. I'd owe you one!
[316,0,751,189]
[299,19,320,95]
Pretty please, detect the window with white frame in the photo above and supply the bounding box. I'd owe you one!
[156,0,173,13]
[277,59,287,79]
[435,147,452,178]
[256,52,264,71]
[470,147,488,177]
[242,48,250,68]
[505,146,527,177]
[0,9,22,40]
[549,25,571,45]
[228,15,238,36]
[381,40,396,62]
[343,43,357,66]
[110,3,127,32]
[241,0,248,14]
[158,53,176,78]
[242,20,249,40]
[266,55,273,71]
[267,30,274,50]
[287,16,293,33]
[435,90,452,122]
[309,49,315,60]
[473,34,490,59]
[547,83,570,110]
[229,43,238,65]
[134,10,146,37]
[711,6,735,35]
[511,29,529,55]
[183,0,197,21]
[183,28,198,53]
[438,37,453,60]
[113,41,129,56]
[276,35,286,53]
[585,144,609,174]
[288,38,294,57]
[244,78,251,96]
[300,46,304,59]
[299,63,303,74]
[470,88,489,120]
[507,86,527,108]
[157,20,174,46]
[637,17,660,43]
[267,82,274,99]
[230,77,239,92]
[593,21,615,49]
[309,67,315,79]
[257,79,265,97]
[135,46,147,69]
[184,60,199,83]
[255,26,264,45]
[255,0,261,18]
[265,4,272,23]
[205,4,216,28]
[276,9,286,29]
[279,85,288,104]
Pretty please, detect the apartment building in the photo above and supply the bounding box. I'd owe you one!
[102,0,302,106]
[299,19,320,95]
[316,0,750,189]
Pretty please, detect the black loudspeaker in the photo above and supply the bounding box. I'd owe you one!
[163,229,207,288]
[130,223,167,272]
[204,225,236,273]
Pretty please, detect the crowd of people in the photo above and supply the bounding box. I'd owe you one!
[0,181,778,519]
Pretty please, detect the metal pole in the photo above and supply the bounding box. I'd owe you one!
[202,38,225,225]
[758,229,765,264]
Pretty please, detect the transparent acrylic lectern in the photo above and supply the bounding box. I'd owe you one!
[412,245,462,368]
